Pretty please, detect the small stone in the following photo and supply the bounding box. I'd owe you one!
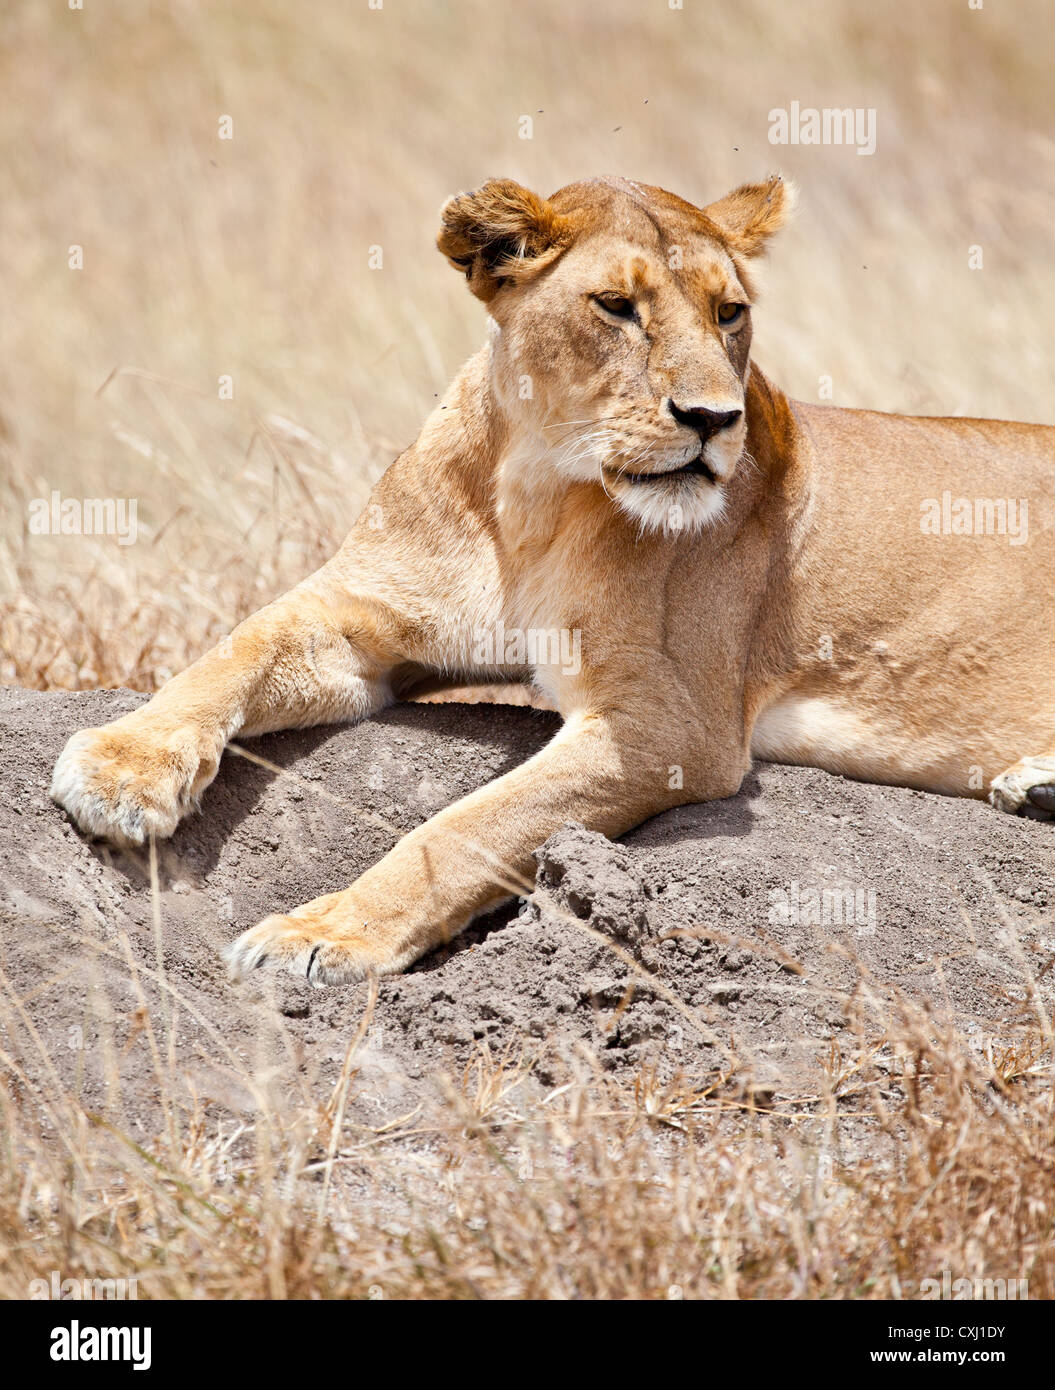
[708,981,743,1004]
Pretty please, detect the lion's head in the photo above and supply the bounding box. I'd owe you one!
[438,174,793,535]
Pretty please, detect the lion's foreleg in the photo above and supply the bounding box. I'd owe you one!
[224,709,721,983]
[50,563,401,847]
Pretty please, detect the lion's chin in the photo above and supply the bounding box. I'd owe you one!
[608,472,727,537]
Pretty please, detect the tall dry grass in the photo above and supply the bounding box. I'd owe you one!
[3,0,1055,686]
[2,957,1052,1299]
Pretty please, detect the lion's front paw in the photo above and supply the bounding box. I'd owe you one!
[989,754,1055,816]
[224,892,412,987]
[51,718,223,848]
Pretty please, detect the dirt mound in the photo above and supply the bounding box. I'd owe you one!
[1,687,1053,1126]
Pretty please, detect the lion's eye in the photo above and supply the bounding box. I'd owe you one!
[718,302,744,325]
[593,293,637,320]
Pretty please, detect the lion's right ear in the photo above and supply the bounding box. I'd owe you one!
[437,179,569,303]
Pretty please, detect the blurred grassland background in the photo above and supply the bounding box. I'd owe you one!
[2,0,1054,689]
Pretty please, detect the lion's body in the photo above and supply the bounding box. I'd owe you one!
[752,397,1055,795]
[51,175,1055,983]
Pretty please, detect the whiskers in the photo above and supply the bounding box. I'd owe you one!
[596,458,615,502]
[528,413,739,537]
[545,416,665,485]
[545,417,622,483]
[737,447,760,482]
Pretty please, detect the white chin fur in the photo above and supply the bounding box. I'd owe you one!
[612,475,727,536]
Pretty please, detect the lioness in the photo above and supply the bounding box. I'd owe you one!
[52,175,1055,984]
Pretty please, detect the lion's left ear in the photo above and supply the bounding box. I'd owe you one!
[437,178,570,303]
[701,175,796,258]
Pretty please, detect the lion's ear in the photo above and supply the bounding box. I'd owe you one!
[701,175,796,258]
[437,179,569,303]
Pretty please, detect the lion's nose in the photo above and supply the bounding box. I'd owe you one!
[668,401,742,443]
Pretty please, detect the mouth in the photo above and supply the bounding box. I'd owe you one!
[608,455,718,487]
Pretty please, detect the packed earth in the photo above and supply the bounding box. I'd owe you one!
[2,686,1053,1130]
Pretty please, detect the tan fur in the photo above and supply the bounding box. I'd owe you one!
[51,176,1055,985]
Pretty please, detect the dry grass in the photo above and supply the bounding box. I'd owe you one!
[2,0,1055,1301]
[1,969,1052,1300]
[3,0,1055,687]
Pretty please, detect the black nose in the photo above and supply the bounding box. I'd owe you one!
[668,401,742,443]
